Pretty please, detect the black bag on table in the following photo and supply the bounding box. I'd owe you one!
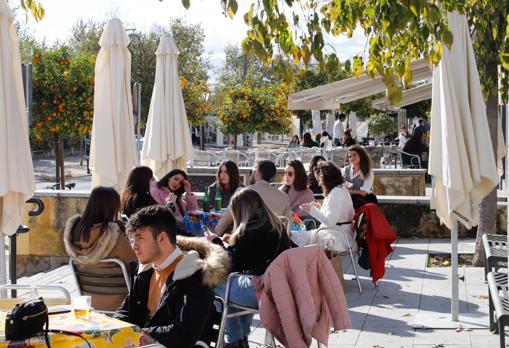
[5,297,50,343]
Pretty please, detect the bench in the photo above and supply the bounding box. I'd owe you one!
[487,272,509,347]
[483,234,507,280]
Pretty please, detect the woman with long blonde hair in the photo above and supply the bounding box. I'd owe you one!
[211,188,291,347]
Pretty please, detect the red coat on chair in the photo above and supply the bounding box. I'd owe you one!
[355,203,397,283]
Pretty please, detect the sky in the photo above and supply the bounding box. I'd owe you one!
[16,0,367,82]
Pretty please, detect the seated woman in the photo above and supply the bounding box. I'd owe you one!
[150,169,198,221]
[320,131,333,149]
[288,134,300,149]
[64,186,136,311]
[121,166,157,218]
[301,132,319,148]
[210,188,291,348]
[342,145,374,196]
[402,130,428,168]
[279,160,314,217]
[300,161,355,253]
[207,160,242,209]
[308,155,326,194]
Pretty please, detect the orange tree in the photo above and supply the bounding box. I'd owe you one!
[217,82,292,146]
[31,46,95,187]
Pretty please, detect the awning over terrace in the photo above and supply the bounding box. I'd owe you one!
[288,58,432,110]
[372,82,432,111]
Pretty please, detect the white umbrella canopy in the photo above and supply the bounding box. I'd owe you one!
[0,0,35,236]
[0,0,35,284]
[141,35,193,177]
[428,11,498,321]
[90,18,138,191]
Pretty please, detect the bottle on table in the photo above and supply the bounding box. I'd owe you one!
[203,186,210,212]
[214,184,222,210]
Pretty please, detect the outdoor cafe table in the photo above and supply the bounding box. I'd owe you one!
[0,310,144,347]
[183,210,225,236]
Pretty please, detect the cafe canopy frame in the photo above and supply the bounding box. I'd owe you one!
[288,58,432,111]
[372,82,432,111]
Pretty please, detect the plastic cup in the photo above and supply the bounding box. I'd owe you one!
[72,295,91,320]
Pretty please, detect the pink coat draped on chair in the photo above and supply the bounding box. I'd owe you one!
[252,245,351,348]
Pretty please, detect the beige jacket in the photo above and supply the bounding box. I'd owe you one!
[215,180,291,236]
[64,215,137,311]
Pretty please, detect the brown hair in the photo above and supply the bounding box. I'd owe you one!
[348,145,373,179]
[217,160,240,193]
[282,160,308,192]
[315,161,344,197]
[157,169,189,213]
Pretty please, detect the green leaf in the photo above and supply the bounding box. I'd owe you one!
[352,56,363,77]
[429,5,440,25]
[301,45,311,65]
[402,66,412,88]
[387,83,402,105]
[292,45,301,64]
[366,60,377,78]
[501,53,509,71]
[442,29,453,49]
[181,0,190,10]
[227,0,238,19]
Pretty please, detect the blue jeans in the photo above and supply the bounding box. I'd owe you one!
[214,275,258,343]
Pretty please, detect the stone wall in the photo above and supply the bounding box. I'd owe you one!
[17,187,498,278]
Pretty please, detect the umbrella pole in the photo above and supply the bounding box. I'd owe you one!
[0,232,6,297]
[451,219,459,321]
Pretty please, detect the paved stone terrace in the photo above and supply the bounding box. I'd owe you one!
[14,239,500,347]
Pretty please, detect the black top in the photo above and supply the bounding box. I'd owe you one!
[207,182,239,209]
[308,177,323,194]
[227,220,291,276]
[115,263,214,348]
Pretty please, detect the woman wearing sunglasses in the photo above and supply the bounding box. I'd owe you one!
[279,160,314,217]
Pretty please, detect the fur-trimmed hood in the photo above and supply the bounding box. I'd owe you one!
[175,236,230,288]
[137,236,230,289]
[63,214,124,264]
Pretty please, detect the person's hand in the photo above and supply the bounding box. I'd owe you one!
[300,203,312,215]
[183,180,192,194]
[222,233,231,244]
[311,201,321,209]
[166,192,177,204]
[345,182,354,189]
[139,331,156,345]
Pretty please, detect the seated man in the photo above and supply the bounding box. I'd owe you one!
[115,205,229,347]
[215,160,291,236]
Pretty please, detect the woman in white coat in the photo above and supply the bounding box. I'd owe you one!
[300,161,355,253]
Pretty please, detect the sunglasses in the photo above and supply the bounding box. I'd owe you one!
[284,171,294,177]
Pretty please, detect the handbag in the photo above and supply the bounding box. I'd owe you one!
[5,297,92,348]
[5,297,50,344]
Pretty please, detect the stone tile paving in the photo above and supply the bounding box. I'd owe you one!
[15,238,500,347]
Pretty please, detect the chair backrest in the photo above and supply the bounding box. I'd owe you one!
[70,258,130,297]
[295,148,322,163]
[0,284,71,310]
[329,148,348,167]
[194,296,225,348]
[192,150,220,166]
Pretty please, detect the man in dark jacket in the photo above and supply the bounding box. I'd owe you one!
[115,205,230,347]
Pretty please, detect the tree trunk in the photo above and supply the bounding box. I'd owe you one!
[472,92,498,266]
[233,133,237,149]
[257,132,262,145]
[58,139,65,189]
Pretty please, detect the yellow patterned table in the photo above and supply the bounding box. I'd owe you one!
[0,310,144,347]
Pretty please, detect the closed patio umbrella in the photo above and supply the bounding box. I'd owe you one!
[90,18,138,191]
[429,11,498,321]
[141,35,193,177]
[0,0,35,283]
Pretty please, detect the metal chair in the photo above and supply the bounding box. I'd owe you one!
[222,149,249,167]
[328,148,349,167]
[69,258,131,312]
[194,296,225,348]
[316,225,363,293]
[395,149,422,168]
[0,284,71,310]
[191,150,221,167]
[295,148,323,164]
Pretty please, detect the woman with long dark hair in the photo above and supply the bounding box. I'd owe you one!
[121,166,157,217]
[207,160,242,209]
[300,161,355,252]
[64,186,136,311]
[211,188,291,347]
[301,132,318,148]
[308,155,326,194]
[279,160,314,217]
[150,169,198,219]
[343,145,374,196]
